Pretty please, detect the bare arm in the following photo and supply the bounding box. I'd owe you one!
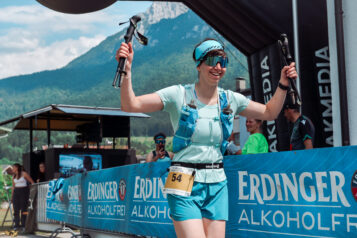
[240,63,297,121]
[146,152,154,163]
[168,152,174,160]
[23,172,34,185]
[116,42,164,113]
[11,177,14,201]
[304,139,313,149]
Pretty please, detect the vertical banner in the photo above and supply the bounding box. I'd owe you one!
[297,0,333,147]
[248,0,333,150]
[249,43,290,151]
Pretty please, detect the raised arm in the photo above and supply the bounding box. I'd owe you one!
[240,62,297,121]
[116,42,163,113]
[11,177,14,201]
[24,171,34,185]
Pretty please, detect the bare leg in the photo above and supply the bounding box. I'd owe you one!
[202,218,225,238]
[173,219,206,238]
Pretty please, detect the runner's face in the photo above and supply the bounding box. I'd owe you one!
[198,59,226,86]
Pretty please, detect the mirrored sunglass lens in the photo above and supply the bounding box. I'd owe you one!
[205,56,227,68]
[156,140,165,144]
[205,57,215,66]
[221,57,228,67]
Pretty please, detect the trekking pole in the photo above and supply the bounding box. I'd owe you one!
[112,15,148,88]
[278,33,302,105]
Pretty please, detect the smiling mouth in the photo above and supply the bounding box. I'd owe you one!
[210,72,221,77]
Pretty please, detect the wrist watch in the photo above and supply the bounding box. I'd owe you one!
[278,82,289,90]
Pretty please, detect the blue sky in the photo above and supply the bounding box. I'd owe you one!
[0,0,151,79]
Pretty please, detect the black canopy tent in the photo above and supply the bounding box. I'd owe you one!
[0,104,149,151]
[0,104,149,180]
[34,0,343,150]
[36,0,289,55]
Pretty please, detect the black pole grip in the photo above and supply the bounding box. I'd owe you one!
[279,34,301,105]
[112,15,142,88]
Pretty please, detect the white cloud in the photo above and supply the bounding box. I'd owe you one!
[0,2,150,79]
[0,4,124,79]
[0,29,40,52]
[0,5,122,33]
[0,35,105,79]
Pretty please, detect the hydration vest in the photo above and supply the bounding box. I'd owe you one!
[172,84,233,155]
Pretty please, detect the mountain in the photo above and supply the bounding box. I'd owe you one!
[0,2,248,162]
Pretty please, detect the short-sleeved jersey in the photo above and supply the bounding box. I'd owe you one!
[156,84,250,183]
[241,133,268,154]
[290,115,315,150]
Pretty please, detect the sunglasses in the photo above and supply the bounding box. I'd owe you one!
[204,56,228,68]
[155,139,166,145]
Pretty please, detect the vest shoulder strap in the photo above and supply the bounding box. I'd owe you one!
[183,84,197,107]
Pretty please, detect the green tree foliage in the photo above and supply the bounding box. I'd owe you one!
[0,170,13,203]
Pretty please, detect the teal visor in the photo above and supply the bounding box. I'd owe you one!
[195,40,224,66]
[204,56,228,68]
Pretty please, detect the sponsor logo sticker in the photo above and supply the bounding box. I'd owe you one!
[352,170,357,202]
[119,179,126,201]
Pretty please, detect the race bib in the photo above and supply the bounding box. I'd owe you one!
[163,166,195,197]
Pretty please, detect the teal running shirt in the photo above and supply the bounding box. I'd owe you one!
[156,84,250,183]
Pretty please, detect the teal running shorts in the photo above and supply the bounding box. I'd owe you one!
[167,180,228,221]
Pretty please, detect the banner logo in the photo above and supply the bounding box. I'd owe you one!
[119,179,126,201]
[352,170,357,202]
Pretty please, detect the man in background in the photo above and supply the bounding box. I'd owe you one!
[284,102,315,150]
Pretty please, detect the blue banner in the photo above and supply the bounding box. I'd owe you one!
[47,161,174,237]
[47,146,357,237]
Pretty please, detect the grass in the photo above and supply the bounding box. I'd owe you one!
[0,208,13,231]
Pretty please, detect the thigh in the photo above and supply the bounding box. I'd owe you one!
[173,219,206,238]
[12,192,21,211]
[202,218,225,238]
[12,198,20,213]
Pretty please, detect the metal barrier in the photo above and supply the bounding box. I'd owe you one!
[36,182,61,232]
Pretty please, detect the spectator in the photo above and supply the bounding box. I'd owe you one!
[36,162,46,183]
[225,133,240,155]
[83,156,94,171]
[284,102,315,150]
[238,118,269,154]
[11,163,34,229]
[146,132,174,162]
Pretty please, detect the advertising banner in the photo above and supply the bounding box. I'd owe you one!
[46,174,83,227]
[47,146,357,237]
[249,42,290,152]
[47,161,174,237]
[225,146,357,237]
